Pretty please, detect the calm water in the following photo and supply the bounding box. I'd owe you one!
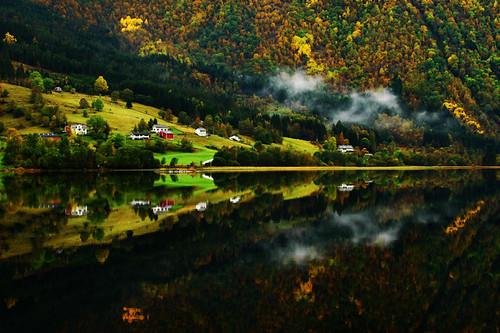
[0,170,498,332]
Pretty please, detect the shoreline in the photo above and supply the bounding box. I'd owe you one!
[1,165,499,174]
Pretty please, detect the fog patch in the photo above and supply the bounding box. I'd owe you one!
[331,89,404,125]
[268,69,324,96]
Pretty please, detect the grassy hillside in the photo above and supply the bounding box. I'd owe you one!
[0,83,319,166]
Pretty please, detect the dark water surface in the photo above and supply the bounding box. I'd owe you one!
[0,170,499,332]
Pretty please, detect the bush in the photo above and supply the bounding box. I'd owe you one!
[92,98,104,111]
[79,98,89,108]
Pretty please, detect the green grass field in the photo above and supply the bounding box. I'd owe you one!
[155,148,217,166]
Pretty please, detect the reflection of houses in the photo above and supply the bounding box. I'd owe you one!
[338,184,355,192]
[202,174,214,181]
[196,202,208,211]
[338,145,354,153]
[40,202,61,208]
[129,132,150,140]
[65,205,88,216]
[152,199,174,215]
[130,200,151,208]
[230,196,241,203]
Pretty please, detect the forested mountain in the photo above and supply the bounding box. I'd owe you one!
[26,0,500,136]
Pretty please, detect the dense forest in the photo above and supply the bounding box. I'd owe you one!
[27,0,500,137]
[0,0,499,166]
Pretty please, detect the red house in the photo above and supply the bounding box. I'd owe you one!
[159,130,174,140]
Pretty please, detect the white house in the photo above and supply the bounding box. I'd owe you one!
[152,124,169,133]
[54,86,62,93]
[195,128,208,137]
[229,135,241,142]
[338,145,354,153]
[129,132,150,140]
[71,124,88,135]
[65,205,88,216]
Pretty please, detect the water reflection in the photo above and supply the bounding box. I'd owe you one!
[0,170,498,331]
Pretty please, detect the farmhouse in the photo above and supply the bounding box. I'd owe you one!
[65,205,88,216]
[129,132,150,140]
[195,128,208,137]
[64,123,88,135]
[338,145,354,153]
[39,133,61,141]
[229,135,241,142]
[158,130,175,140]
[54,86,62,92]
[152,124,170,133]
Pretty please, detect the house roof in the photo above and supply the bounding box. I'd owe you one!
[130,132,150,135]
[39,133,60,137]
[71,124,87,128]
[153,124,169,128]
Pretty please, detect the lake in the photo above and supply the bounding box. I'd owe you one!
[0,170,498,331]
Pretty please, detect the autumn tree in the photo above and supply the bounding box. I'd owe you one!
[94,76,108,95]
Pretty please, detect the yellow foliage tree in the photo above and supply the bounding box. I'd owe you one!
[94,76,109,95]
[120,16,144,32]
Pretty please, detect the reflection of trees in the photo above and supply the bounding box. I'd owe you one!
[0,173,498,332]
[85,197,111,226]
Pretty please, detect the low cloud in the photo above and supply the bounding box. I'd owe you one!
[332,89,404,125]
[268,69,324,96]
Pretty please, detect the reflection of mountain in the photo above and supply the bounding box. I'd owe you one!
[0,170,497,262]
[1,187,498,332]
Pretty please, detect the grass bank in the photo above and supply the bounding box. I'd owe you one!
[198,165,500,173]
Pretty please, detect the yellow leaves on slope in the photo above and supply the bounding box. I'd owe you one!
[460,0,485,12]
[306,0,321,8]
[291,34,313,57]
[445,200,484,234]
[443,102,484,134]
[120,16,144,33]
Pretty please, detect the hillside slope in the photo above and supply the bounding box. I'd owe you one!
[0,82,319,165]
[29,0,500,136]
